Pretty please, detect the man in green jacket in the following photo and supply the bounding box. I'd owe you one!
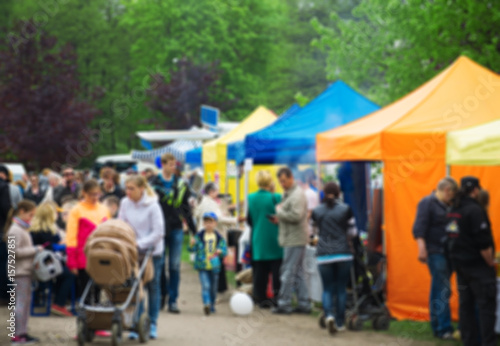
[271,167,310,314]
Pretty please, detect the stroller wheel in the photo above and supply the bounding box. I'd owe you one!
[372,314,390,331]
[347,315,363,331]
[77,319,87,346]
[318,312,326,329]
[111,322,122,346]
[138,313,150,343]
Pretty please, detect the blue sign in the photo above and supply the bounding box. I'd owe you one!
[201,105,219,129]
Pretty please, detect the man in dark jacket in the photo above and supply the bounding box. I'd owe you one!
[0,165,12,304]
[151,153,196,313]
[447,177,496,346]
[412,177,458,340]
[53,166,81,206]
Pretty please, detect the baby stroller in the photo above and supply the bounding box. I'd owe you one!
[318,236,390,331]
[344,236,390,331]
[77,219,154,346]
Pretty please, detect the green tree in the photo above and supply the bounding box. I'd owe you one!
[313,0,500,105]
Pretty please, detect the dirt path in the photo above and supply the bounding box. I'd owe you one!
[0,263,432,346]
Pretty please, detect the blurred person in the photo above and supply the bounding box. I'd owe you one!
[1,169,22,209]
[312,182,356,334]
[5,200,43,344]
[447,177,497,346]
[25,172,48,205]
[271,167,310,315]
[143,168,156,183]
[14,180,27,197]
[66,180,109,306]
[29,202,75,317]
[39,168,51,191]
[299,170,320,237]
[54,166,81,206]
[100,167,125,201]
[0,165,12,305]
[194,182,238,294]
[75,171,85,185]
[103,195,120,219]
[59,199,78,234]
[119,175,164,340]
[151,153,196,313]
[412,177,458,340]
[42,172,63,203]
[477,189,489,211]
[247,170,283,308]
[188,212,227,315]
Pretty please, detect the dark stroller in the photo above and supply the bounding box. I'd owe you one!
[319,235,391,331]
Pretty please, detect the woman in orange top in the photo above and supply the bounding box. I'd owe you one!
[66,179,109,303]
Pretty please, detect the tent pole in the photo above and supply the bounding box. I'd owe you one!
[235,165,240,218]
[244,168,249,214]
[225,161,229,195]
[446,165,451,176]
[316,161,321,200]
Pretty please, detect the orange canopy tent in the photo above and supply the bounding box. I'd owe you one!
[316,56,500,320]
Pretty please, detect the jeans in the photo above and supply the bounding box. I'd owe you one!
[318,260,352,326]
[163,229,183,306]
[455,262,497,346]
[427,253,453,337]
[252,259,282,306]
[277,246,309,310]
[138,256,164,326]
[198,270,219,308]
[54,264,75,307]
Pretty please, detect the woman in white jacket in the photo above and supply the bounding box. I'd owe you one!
[194,183,238,238]
[118,175,164,340]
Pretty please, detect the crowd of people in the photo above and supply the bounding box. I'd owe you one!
[1,155,495,345]
[413,176,497,345]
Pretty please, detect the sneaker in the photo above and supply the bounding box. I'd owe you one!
[149,324,157,339]
[440,332,454,340]
[168,303,180,314]
[51,304,73,317]
[95,330,111,337]
[336,325,346,332]
[271,306,292,315]
[128,331,138,341]
[210,305,216,313]
[326,316,337,335]
[12,334,40,344]
[204,305,210,316]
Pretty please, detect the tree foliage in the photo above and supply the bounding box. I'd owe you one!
[313,0,500,105]
[0,20,100,169]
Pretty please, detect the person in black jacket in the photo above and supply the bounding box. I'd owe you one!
[30,202,75,317]
[412,177,457,340]
[151,153,196,313]
[24,172,48,205]
[99,167,125,201]
[0,165,13,304]
[447,177,497,346]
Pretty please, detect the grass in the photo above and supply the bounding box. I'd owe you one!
[380,320,460,345]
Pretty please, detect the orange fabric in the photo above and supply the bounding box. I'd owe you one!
[384,160,458,321]
[316,56,500,320]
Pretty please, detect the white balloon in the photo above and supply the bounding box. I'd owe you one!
[229,292,254,316]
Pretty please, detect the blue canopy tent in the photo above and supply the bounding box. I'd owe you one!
[226,104,302,164]
[245,81,380,165]
[244,81,379,236]
[185,147,202,167]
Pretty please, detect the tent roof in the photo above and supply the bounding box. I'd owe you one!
[137,128,217,142]
[245,81,380,165]
[227,104,302,164]
[317,56,500,162]
[185,147,202,166]
[131,140,202,162]
[202,106,276,164]
[447,119,500,165]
